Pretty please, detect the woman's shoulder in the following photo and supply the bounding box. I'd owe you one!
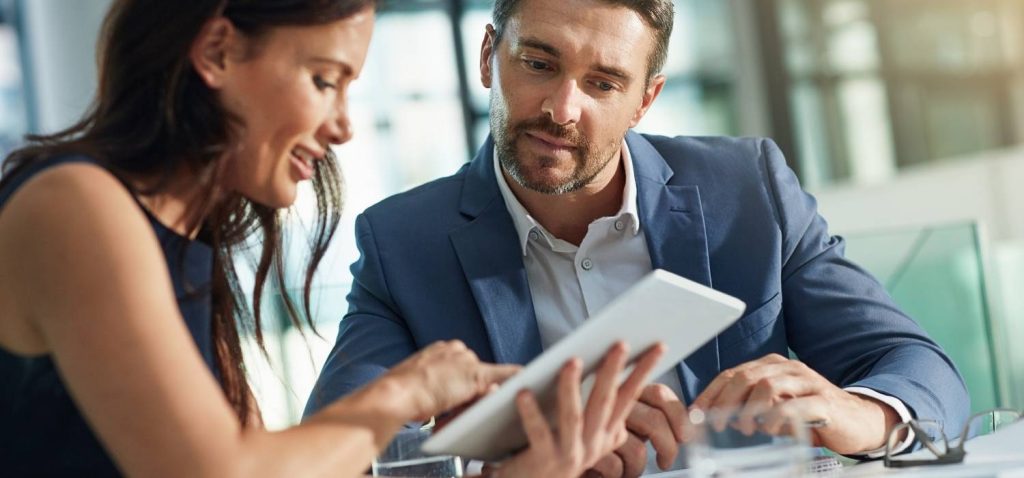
[0,158,158,269]
[3,158,139,221]
[0,158,162,355]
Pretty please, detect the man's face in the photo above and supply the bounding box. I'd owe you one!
[481,0,665,195]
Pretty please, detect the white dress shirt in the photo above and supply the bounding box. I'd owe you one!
[493,141,911,466]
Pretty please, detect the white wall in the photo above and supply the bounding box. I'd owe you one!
[812,147,1024,242]
[21,0,111,133]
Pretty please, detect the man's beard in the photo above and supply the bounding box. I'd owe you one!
[492,108,614,195]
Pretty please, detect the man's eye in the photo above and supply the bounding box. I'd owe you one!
[526,60,550,71]
[597,82,615,92]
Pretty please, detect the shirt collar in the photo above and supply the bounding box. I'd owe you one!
[494,139,642,256]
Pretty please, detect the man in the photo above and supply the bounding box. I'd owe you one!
[306,0,969,475]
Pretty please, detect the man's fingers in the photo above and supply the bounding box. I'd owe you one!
[557,358,584,453]
[584,342,629,438]
[703,361,795,411]
[737,373,820,433]
[764,396,828,444]
[694,357,813,414]
[610,343,665,425]
[625,402,678,470]
[516,390,555,452]
[617,432,648,478]
[691,353,788,411]
[589,453,624,478]
[704,379,756,430]
[639,383,687,442]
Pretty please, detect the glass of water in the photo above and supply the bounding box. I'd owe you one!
[685,406,813,478]
[372,426,463,477]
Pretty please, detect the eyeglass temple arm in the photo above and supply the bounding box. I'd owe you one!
[908,422,949,458]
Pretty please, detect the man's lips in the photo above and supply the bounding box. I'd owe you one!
[525,131,577,150]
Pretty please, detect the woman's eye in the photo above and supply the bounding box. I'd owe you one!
[313,75,337,91]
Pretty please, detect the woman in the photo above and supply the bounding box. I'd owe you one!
[0,0,663,476]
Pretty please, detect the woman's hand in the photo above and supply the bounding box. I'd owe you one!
[486,342,666,478]
[382,340,521,422]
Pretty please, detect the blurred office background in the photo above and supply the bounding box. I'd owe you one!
[3,0,1024,428]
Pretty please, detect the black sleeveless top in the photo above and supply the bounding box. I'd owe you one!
[0,155,218,476]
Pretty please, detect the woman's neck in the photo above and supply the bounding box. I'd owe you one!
[131,166,216,240]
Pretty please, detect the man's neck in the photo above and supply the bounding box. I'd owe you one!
[504,151,626,246]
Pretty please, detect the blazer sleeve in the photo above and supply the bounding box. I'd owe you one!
[758,138,970,440]
[303,212,419,418]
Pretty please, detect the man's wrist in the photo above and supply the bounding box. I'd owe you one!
[844,388,911,456]
[867,395,902,436]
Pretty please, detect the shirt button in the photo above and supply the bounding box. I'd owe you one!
[581,258,594,271]
[529,230,540,241]
[614,220,626,232]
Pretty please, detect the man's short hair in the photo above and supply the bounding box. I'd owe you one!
[492,0,674,81]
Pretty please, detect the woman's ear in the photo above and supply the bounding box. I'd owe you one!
[189,17,236,89]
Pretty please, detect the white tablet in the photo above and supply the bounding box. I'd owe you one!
[421,269,746,461]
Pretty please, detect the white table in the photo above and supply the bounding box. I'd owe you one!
[641,420,1024,477]
[842,420,1024,477]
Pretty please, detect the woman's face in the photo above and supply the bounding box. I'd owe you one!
[214,8,374,208]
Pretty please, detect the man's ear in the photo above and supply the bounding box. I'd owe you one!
[630,74,666,128]
[189,17,236,89]
[480,24,497,89]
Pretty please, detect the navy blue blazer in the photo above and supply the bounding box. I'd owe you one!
[306,132,969,440]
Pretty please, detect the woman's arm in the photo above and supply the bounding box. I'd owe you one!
[0,163,515,478]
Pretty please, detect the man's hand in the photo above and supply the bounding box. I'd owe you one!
[587,384,688,478]
[690,354,902,455]
[486,343,666,478]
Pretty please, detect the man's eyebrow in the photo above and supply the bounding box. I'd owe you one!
[594,64,632,82]
[518,37,560,58]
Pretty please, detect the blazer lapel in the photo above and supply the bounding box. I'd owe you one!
[628,131,721,404]
[450,138,542,365]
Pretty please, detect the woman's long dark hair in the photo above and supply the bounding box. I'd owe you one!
[0,0,375,426]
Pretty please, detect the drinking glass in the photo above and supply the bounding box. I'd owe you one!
[372,427,463,477]
[685,406,813,478]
